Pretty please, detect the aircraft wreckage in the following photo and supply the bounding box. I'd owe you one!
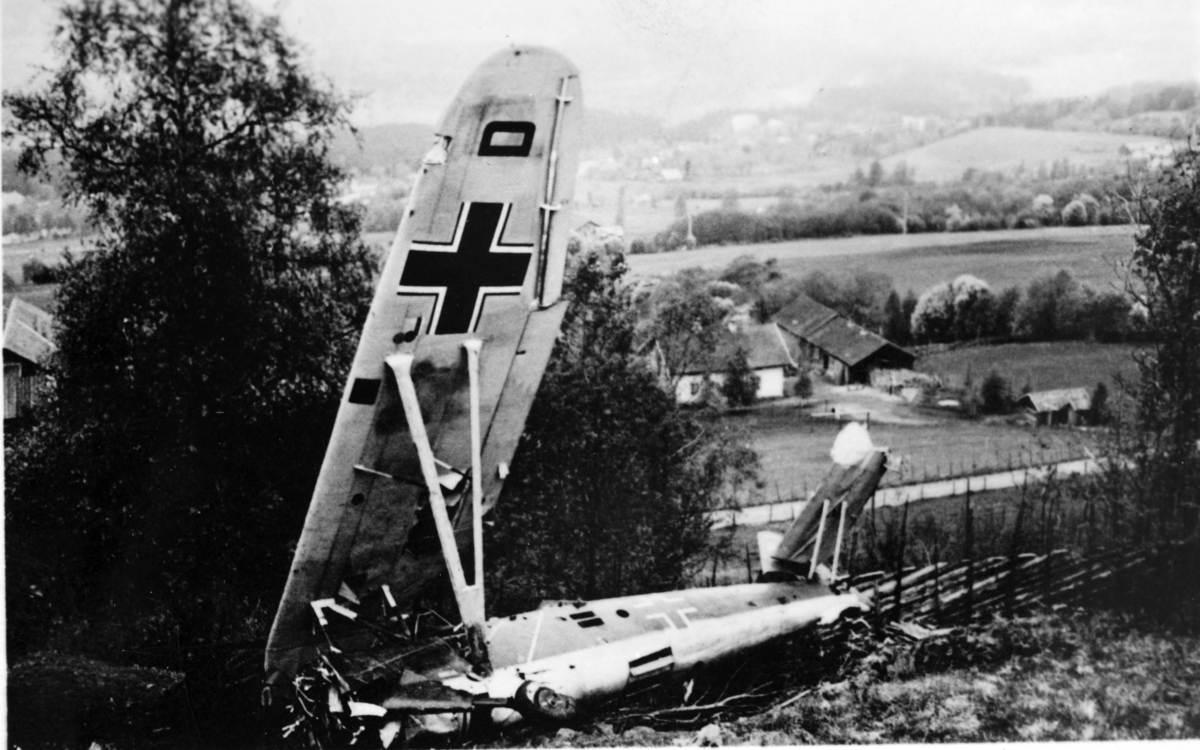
[262,46,890,746]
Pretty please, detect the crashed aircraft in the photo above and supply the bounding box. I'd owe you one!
[263,46,889,745]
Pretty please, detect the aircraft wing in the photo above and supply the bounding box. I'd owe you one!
[265,46,582,687]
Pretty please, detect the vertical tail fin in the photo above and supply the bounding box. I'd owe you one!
[771,423,887,578]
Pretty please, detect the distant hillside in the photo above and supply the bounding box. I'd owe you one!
[329,123,434,175]
[880,127,1176,183]
[978,81,1199,138]
[580,109,664,150]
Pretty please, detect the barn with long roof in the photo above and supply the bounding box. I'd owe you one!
[773,294,914,385]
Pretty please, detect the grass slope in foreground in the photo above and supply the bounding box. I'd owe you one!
[490,610,1200,746]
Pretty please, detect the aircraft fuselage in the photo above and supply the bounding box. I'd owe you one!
[439,581,867,723]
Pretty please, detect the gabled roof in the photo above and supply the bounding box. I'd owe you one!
[677,322,795,375]
[1017,388,1092,412]
[773,294,911,368]
[3,296,56,365]
[774,294,839,339]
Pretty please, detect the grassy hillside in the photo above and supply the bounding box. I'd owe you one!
[880,127,1174,183]
[625,224,1138,295]
[489,611,1200,746]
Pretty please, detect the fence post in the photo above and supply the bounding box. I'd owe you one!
[893,498,910,622]
[963,486,975,624]
[1005,498,1027,619]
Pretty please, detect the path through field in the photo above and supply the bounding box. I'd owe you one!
[712,454,1102,528]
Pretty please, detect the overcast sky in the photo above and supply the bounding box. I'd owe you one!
[4,0,1199,125]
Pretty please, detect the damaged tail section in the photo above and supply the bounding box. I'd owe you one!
[768,423,888,580]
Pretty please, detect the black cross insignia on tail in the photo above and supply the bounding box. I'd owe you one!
[398,202,533,335]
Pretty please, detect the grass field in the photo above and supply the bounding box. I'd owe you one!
[919,341,1140,393]
[625,224,1138,295]
[2,234,98,283]
[721,405,1098,508]
[878,127,1172,183]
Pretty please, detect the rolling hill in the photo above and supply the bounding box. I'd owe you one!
[880,127,1176,183]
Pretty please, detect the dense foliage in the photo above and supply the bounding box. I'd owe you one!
[4,0,374,740]
[649,170,1138,253]
[486,253,760,613]
[1121,141,1200,535]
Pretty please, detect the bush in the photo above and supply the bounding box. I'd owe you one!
[793,370,813,399]
[21,258,62,284]
[980,371,1010,414]
[721,345,760,407]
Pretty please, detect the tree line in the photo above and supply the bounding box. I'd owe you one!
[640,170,1139,254]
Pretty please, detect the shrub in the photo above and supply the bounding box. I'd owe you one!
[980,371,1010,414]
[793,370,813,399]
[721,345,760,407]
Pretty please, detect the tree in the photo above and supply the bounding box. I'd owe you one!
[3,0,373,705]
[951,275,995,341]
[911,281,955,343]
[1091,381,1110,425]
[883,289,911,345]
[992,286,1021,338]
[1017,270,1084,340]
[646,268,727,386]
[979,371,1010,414]
[486,253,759,613]
[720,345,760,407]
[1124,142,1200,529]
[867,160,884,187]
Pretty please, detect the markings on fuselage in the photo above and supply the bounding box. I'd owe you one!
[628,594,688,609]
[629,647,675,681]
[645,607,701,631]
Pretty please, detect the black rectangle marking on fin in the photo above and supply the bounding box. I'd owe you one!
[478,121,535,157]
[348,378,381,405]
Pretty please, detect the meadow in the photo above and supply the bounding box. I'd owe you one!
[625,224,1139,295]
[721,403,1099,508]
[877,127,1171,183]
[2,234,98,283]
[919,341,1140,393]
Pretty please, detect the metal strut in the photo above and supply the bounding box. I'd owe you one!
[386,352,490,671]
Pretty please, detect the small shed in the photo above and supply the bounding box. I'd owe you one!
[4,296,57,420]
[1016,388,1092,426]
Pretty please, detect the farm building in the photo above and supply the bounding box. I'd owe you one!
[4,295,56,420]
[649,322,796,405]
[773,295,915,385]
[1017,387,1093,426]
[573,220,624,244]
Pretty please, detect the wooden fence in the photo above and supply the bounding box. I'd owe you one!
[842,546,1149,627]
